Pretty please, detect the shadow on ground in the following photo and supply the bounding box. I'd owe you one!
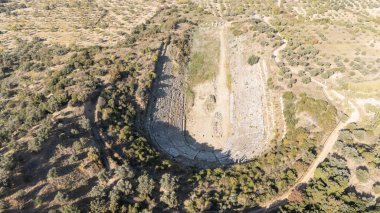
[147,118,238,168]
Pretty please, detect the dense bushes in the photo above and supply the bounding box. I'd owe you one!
[0,40,102,147]
[0,37,69,74]
[283,39,319,67]
[335,124,380,179]
[283,155,376,212]
[160,173,179,208]
[250,18,278,37]
[283,91,297,130]
[297,93,337,130]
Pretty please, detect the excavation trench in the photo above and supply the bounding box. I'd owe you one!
[146,21,272,166]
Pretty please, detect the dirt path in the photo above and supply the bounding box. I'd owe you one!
[298,101,359,181]
[263,16,288,138]
[263,16,288,64]
[273,39,287,63]
[257,80,360,210]
[251,16,363,209]
[356,98,380,108]
[261,101,359,208]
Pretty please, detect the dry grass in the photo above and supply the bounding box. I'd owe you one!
[187,27,220,87]
[0,0,172,48]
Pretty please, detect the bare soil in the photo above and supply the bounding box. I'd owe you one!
[186,21,231,151]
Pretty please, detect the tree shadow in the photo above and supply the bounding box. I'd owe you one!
[3,104,99,211]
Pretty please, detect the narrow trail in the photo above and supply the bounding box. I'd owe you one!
[263,16,288,139]
[273,39,287,63]
[257,81,360,210]
[253,15,362,211]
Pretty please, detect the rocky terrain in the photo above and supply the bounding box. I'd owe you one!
[147,18,278,165]
[1,0,379,212]
[146,41,234,166]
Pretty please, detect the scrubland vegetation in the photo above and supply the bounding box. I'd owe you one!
[0,0,379,212]
[0,4,201,211]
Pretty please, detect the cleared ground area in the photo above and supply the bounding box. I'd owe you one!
[186,21,230,152]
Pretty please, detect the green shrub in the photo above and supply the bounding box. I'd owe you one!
[302,77,311,84]
[60,205,80,213]
[47,167,58,179]
[113,179,133,196]
[137,173,155,198]
[356,167,369,183]
[161,191,178,208]
[373,183,380,194]
[160,173,179,207]
[248,55,260,65]
[29,119,53,152]
[79,116,91,131]
[34,196,43,207]
[90,198,108,213]
[115,164,135,179]
[0,199,9,211]
[89,185,106,198]
[54,191,69,203]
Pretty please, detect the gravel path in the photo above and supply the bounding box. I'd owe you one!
[256,78,361,212]
[260,100,359,210]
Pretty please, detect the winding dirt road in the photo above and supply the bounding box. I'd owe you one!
[257,81,360,211]
[253,15,362,210]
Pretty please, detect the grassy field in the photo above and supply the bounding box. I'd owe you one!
[342,79,380,99]
[187,28,220,87]
[185,26,220,106]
